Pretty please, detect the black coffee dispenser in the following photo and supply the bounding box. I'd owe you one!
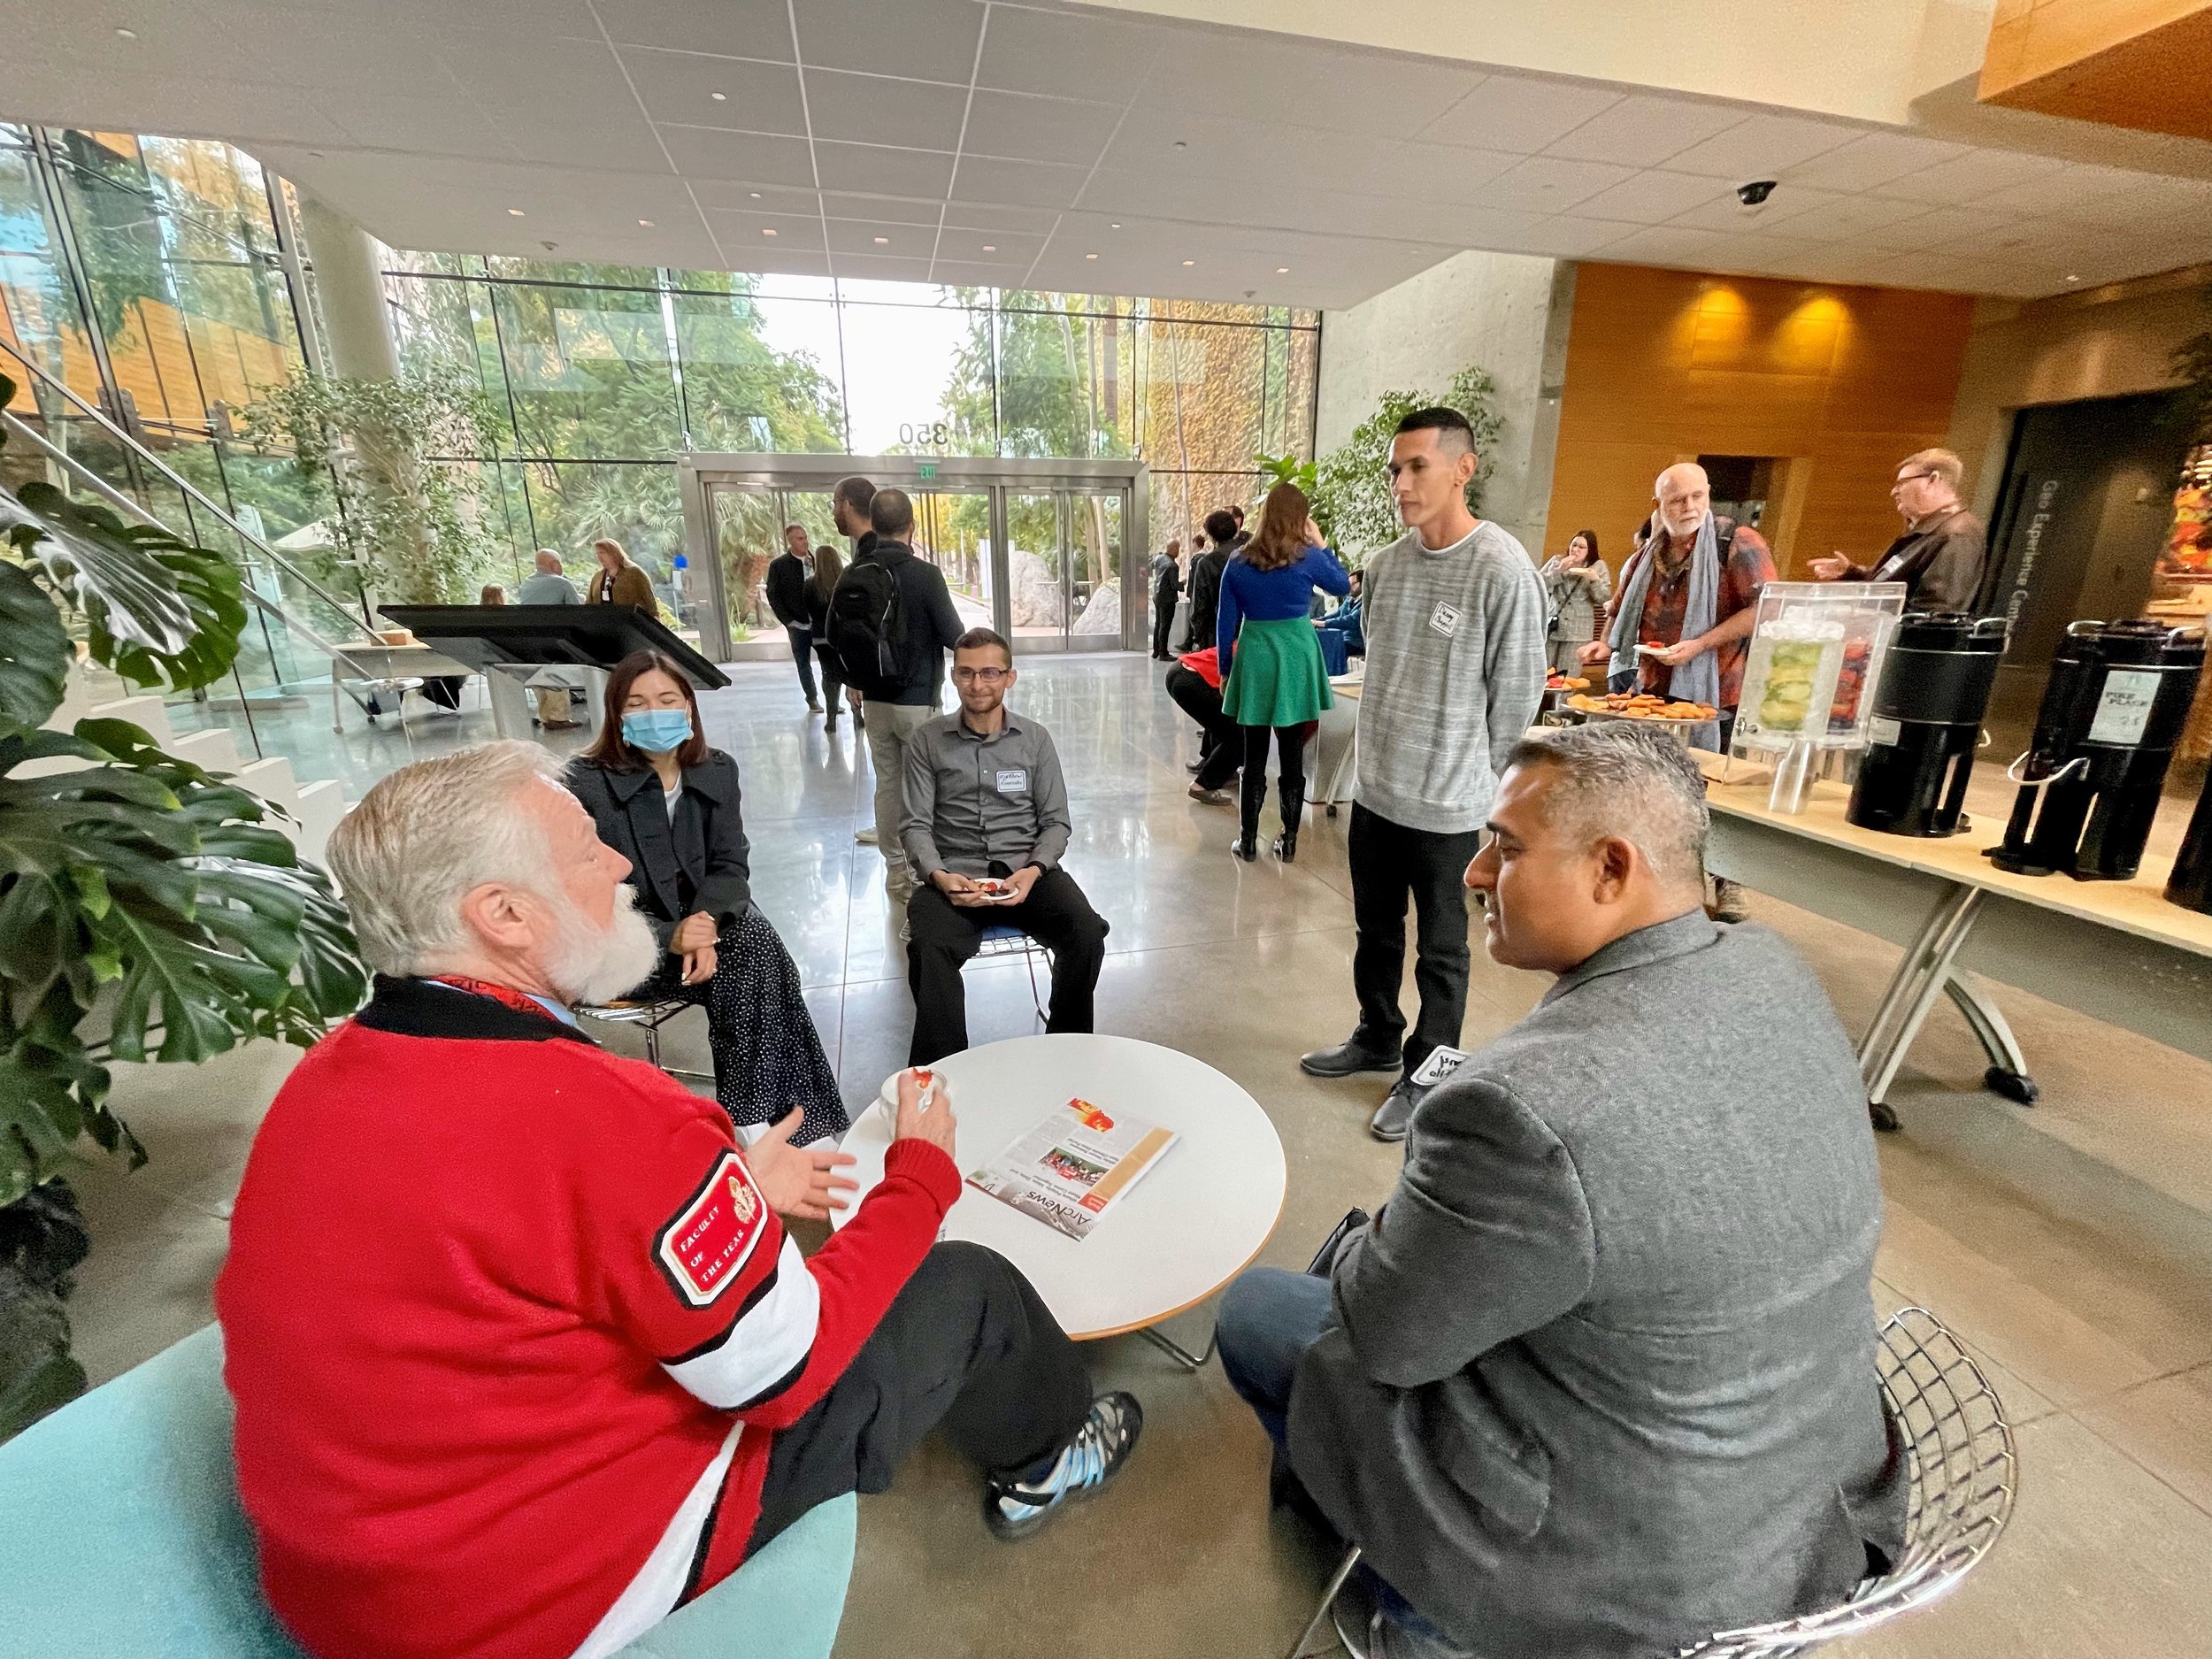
[1988,620,2206,880]
[1847,613,2008,837]
[2166,768,2212,915]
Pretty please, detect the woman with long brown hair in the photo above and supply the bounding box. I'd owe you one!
[565,651,847,1143]
[1216,482,1349,862]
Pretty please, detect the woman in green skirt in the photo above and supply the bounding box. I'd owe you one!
[1217,481,1350,863]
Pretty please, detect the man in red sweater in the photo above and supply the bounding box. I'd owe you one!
[217,741,1140,1659]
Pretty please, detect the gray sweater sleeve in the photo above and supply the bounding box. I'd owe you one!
[1484,560,1550,780]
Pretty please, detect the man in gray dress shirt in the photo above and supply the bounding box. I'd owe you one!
[901,628,1109,1064]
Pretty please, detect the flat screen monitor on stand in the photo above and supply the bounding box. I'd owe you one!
[375,605,730,741]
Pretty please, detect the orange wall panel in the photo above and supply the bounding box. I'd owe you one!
[1543,263,1974,577]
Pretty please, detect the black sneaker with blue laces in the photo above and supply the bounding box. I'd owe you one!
[983,1391,1143,1539]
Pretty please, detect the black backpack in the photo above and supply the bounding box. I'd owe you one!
[828,557,905,699]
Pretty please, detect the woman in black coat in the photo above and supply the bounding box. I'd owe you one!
[566,650,848,1144]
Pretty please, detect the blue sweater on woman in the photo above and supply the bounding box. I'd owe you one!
[1217,544,1351,672]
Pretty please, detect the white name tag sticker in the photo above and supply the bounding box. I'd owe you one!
[1869,716,1901,748]
[995,768,1029,794]
[1429,601,1462,638]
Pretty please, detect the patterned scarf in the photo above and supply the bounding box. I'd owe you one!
[1606,512,1723,715]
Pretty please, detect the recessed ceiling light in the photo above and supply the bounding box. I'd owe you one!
[749,191,762,200]
[762,227,778,236]
[2065,273,2080,282]
[1171,142,1187,151]
[1085,251,1098,260]
[1110,222,1122,229]
[981,244,996,252]
[1181,258,1195,266]
[639,219,654,227]
[507,208,526,217]
[115,26,137,38]
[874,235,889,244]
[710,91,727,101]
[1276,265,1289,273]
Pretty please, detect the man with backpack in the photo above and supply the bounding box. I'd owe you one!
[830,487,965,904]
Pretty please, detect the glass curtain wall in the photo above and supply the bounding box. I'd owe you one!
[380,256,1318,634]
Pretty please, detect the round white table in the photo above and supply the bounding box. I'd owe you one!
[832,1033,1286,1356]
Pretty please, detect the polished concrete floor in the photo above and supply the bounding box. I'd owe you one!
[67,655,2212,1659]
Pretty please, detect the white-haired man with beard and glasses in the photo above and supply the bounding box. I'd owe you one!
[217,741,1141,1659]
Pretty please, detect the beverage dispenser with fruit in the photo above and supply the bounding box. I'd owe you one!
[1732,582,1907,812]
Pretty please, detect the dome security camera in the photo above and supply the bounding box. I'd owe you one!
[1737,180,1778,210]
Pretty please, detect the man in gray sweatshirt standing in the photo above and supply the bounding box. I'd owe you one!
[1301,406,1548,1141]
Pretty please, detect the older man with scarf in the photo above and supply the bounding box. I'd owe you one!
[1580,463,1775,752]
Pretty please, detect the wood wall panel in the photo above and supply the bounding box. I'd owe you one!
[1542,263,1975,577]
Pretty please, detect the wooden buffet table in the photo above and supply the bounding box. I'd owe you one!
[1694,752,2212,1110]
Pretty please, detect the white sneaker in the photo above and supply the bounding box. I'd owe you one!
[856,827,879,845]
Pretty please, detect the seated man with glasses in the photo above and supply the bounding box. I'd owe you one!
[901,628,1110,1064]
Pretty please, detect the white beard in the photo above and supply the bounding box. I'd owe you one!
[543,884,663,1008]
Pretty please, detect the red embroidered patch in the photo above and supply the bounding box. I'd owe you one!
[654,1153,770,1308]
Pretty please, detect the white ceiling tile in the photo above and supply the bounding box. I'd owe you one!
[933,226,1044,264]
[793,0,983,86]
[656,125,818,184]
[1770,190,1937,242]
[440,32,621,106]
[317,89,508,157]
[1541,96,1747,166]
[1137,35,1481,140]
[497,105,672,172]
[812,140,955,196]
[1780,131,1970,191]
[749,249,833,278]
[829,250,939,283]
[824,217,933,255]
[1429,205,1548,247]
[620,49,807,136]
[1380,143,1523,204]
[975,5,1164,102]
[1518,216,1642,257]
[930,258,1038,287]
[949,154,1089,210]
[803,69,969,151]
[818,190,941,226]
[1416,77,1621,154]
[692,180,820,214]
[1482,156,1638,213]
[705,208,827,251]
[1873,148,2070,202]
[592,0,794,61]
[1660,112,1859,180]
[1668,183,1839,232]
[962,90,1122,168]
[941,200,1063,234]
[1856,204,2015,250]
[1571,169,1734,226]
[1588,223,1732,266]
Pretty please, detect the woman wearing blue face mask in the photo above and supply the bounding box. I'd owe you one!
[566,651,848,1144]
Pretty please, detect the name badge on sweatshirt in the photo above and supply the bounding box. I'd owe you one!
[995,768,1029,795]
[1429,600,1463,638]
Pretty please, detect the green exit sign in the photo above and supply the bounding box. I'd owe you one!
[918,462,938,480]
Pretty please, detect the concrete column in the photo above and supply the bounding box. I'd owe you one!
[296,192,398,382]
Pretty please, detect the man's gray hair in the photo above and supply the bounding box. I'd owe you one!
[326,741,568,977]
[1901,447,1963,490]
[1504,722,1709,892]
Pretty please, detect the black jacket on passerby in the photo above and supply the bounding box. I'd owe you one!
[837,538,964,707]
[764,551,810,629]
[1186,547,1229,654]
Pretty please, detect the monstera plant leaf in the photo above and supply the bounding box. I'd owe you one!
[0,561,70,733]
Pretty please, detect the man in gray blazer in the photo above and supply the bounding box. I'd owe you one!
[1219,722,1904,1658]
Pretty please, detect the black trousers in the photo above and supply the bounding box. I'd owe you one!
[786,626,818,703]
[1164,664,1240,790]
[1348,803,1485,1077]
[906,868,1110,1065]
[743,1241,1092,1555]
[1150,588,1178,657]
[811,640,845,721]
[1240,724,1307,843]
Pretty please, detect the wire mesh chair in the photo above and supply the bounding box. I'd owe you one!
[576,996,716,1087]
[975,924,1050,1022]
[1284,1306,2016,1659]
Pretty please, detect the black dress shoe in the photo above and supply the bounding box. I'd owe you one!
[1230,834,1257,863]
[1869,1100,1901,1133]
[1300,1037,1402,1078]
[1369,1079,1415,1142]
[1272,830,1297,862]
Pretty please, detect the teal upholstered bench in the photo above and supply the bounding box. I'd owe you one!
[0,1325,855,1659]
